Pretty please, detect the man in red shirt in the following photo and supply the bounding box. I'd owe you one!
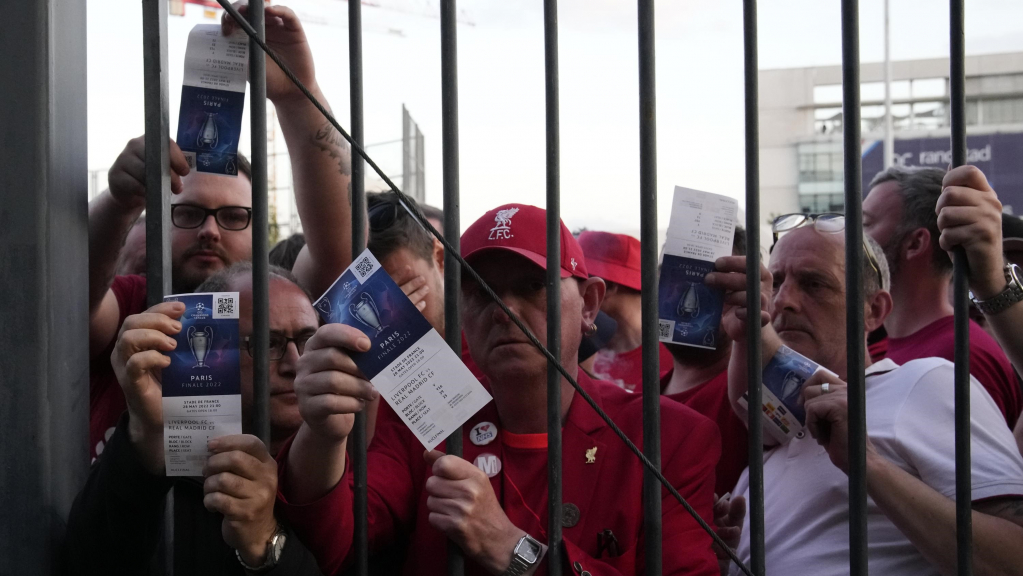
[276,204,721,576]
[87,5,355,461]
[863,165,1021,426]
[661,226,750,497]
[577,231,672,392]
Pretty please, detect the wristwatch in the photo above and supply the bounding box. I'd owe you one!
[502,534,544,576]
[235,524,287,573]
[971,263,1023,316]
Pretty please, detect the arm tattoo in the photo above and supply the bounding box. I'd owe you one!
[975,497,1023,528]
[311,121,352,176]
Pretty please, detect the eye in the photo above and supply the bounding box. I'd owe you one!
[528,280,545,292]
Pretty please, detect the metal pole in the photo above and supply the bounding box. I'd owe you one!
[742,1,765,574]
[0,0,88,571]
[840,1,868,574]
[883,0,894,168]
[247,0,271,449]
[440,2,464,575]
[637,0,661,573]
[349,0,369,572]
[543,1,563,574]
[948,1,973,574]
[143,0,172,306]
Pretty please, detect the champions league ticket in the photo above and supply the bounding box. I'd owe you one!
[176,24,248,176]
[738,345,826,444]
[657,186,738,350]
[162,292,243,476]
[315,249,492,451]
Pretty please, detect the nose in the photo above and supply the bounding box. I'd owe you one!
[196,213,221,243]
[772,276,801,314]
[275,340,300,378]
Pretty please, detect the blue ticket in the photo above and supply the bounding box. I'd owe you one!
[739,345,824,443]
[315,249,492,450]
[176,25,248,176]
[162,292,242,476]
[658,186,738,349]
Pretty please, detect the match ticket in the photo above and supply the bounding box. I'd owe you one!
[738,345,825,443]
[657,186,738,349]
[161,292,243,476]
[176,24,248,176]
[315,249,492,450]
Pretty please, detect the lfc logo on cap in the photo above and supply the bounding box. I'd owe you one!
[470,421,498,446]
[488,208,519,240]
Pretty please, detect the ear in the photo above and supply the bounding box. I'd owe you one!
[578,277,606,331]
[864,289,893,334]
[902,228,932,263]
[432,237,445,274]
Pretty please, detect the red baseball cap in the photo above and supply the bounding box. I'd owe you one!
[461,204,588,280]
[577,231,641,291]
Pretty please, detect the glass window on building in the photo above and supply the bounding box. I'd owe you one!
[798,193,845,214]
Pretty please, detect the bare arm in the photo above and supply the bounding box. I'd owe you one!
[224,4,354,296]
[866,453,1023,576]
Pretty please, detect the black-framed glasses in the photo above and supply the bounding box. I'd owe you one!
[242,332,313,361]
[171,204,253,231]
[771,212,885,290]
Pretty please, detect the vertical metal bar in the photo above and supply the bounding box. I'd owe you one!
[247,0,271,448]
[543,1,563,574]
[637,0,661,573]
[840,1,868,574]
[0,0,88,570]
[948,1,973,574]
[143,0,172,306]
[440,1,464,575]
[349,0,369,573]
[882,0,894,168]
[742,2,765,574]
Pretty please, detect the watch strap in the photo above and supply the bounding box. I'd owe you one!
[502,534,543,576]
[972,264,1023,316]
[235,524,287,573]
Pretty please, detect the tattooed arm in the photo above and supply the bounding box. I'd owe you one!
[224,4,355,295]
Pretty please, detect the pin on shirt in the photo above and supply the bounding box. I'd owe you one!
[470,421,498,446]
[473,453,502,478]
[585,446,597,464]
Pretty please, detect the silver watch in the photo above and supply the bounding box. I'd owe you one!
[235,524,287,573]
[971,263,1023,316]
[502,534,543,576]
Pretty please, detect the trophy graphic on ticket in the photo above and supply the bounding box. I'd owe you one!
[187,325,214,368]
[350,292,387,335]
[197,113,219,149]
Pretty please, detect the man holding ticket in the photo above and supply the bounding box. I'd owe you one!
[277,204,721,576]
[709,222,1023,575]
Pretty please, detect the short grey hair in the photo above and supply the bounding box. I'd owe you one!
[195,262,312,302]
[868,165,950,274]
[863,234,891,296]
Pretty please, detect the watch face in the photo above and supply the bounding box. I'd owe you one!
[515,537,541,563]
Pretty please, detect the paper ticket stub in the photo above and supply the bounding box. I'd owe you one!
[162,292,243,476]
[738,345,825,443]
[657,186,738,349]
[315,249,492,450]
[176,24,248,176]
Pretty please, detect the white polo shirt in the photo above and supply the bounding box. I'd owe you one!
[729,357,1023,576]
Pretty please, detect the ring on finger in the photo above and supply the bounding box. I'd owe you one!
[821,382,831,394]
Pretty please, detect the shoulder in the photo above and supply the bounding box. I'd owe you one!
[111,275,148,314]
[593,377,720,445]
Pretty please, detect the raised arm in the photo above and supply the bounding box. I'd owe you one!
[88,137,189,356]
[223,4,355,296]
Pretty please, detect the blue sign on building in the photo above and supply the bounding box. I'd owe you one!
[862,132,1023,214]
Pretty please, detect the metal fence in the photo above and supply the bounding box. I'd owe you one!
[1,0,977,574]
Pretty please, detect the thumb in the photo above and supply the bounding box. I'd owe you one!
[423,449,445,467]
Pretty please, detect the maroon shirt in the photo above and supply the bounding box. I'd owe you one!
[663,370,749,496]
[90,275,148,462]
[591,344,673,393]
[886,316,1022,427]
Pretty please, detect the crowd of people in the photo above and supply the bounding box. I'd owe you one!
[63,4,1023,575]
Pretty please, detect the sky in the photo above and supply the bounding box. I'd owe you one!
[87,0,1023,236]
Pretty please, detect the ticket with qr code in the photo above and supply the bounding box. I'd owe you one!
[176,24,248,176]
[161,292,242,476]
[314,249,492,450]
[738,345,827,444]
[657,186,738,349]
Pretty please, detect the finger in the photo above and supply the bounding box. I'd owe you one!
[118,328,178,357]
[427,511,459,535]
[399,273,427,295]
[296,370,377,403]
[424,449,445,467]
[425,475,469,500]
[208,433,273,463]
[939,223,1000,254]
[705,271,749,293]
[119,310,184,338]
[304,323,372,355]
[123,349,172,383]
[297,344,365,379]
[203,470,251,498]
[203,448,265,481]
[942,165,993,193]
[108,154,147,197]
[799,371,845,404]
[431,454,476,480]
[168,139,190,177]
[728,495,747,525]
[426,495,469,517]
[203,491,243,518]
[301,393,367,421]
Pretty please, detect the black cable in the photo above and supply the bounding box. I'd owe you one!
[216,2,753,573]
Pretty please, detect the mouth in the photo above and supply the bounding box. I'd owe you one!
[271,391,297,402]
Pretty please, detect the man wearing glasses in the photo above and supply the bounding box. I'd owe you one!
[66,263,324,574]
[86,4,354,463]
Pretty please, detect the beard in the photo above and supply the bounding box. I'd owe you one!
[881,230,906,282]
[171,242,234,293]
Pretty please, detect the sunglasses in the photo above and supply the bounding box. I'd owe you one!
[771,212,885,291]
[368,198,428,234]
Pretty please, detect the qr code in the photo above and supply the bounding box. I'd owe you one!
[354,256,374,279]
[658,320,674,340]
[216,296,235,316]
